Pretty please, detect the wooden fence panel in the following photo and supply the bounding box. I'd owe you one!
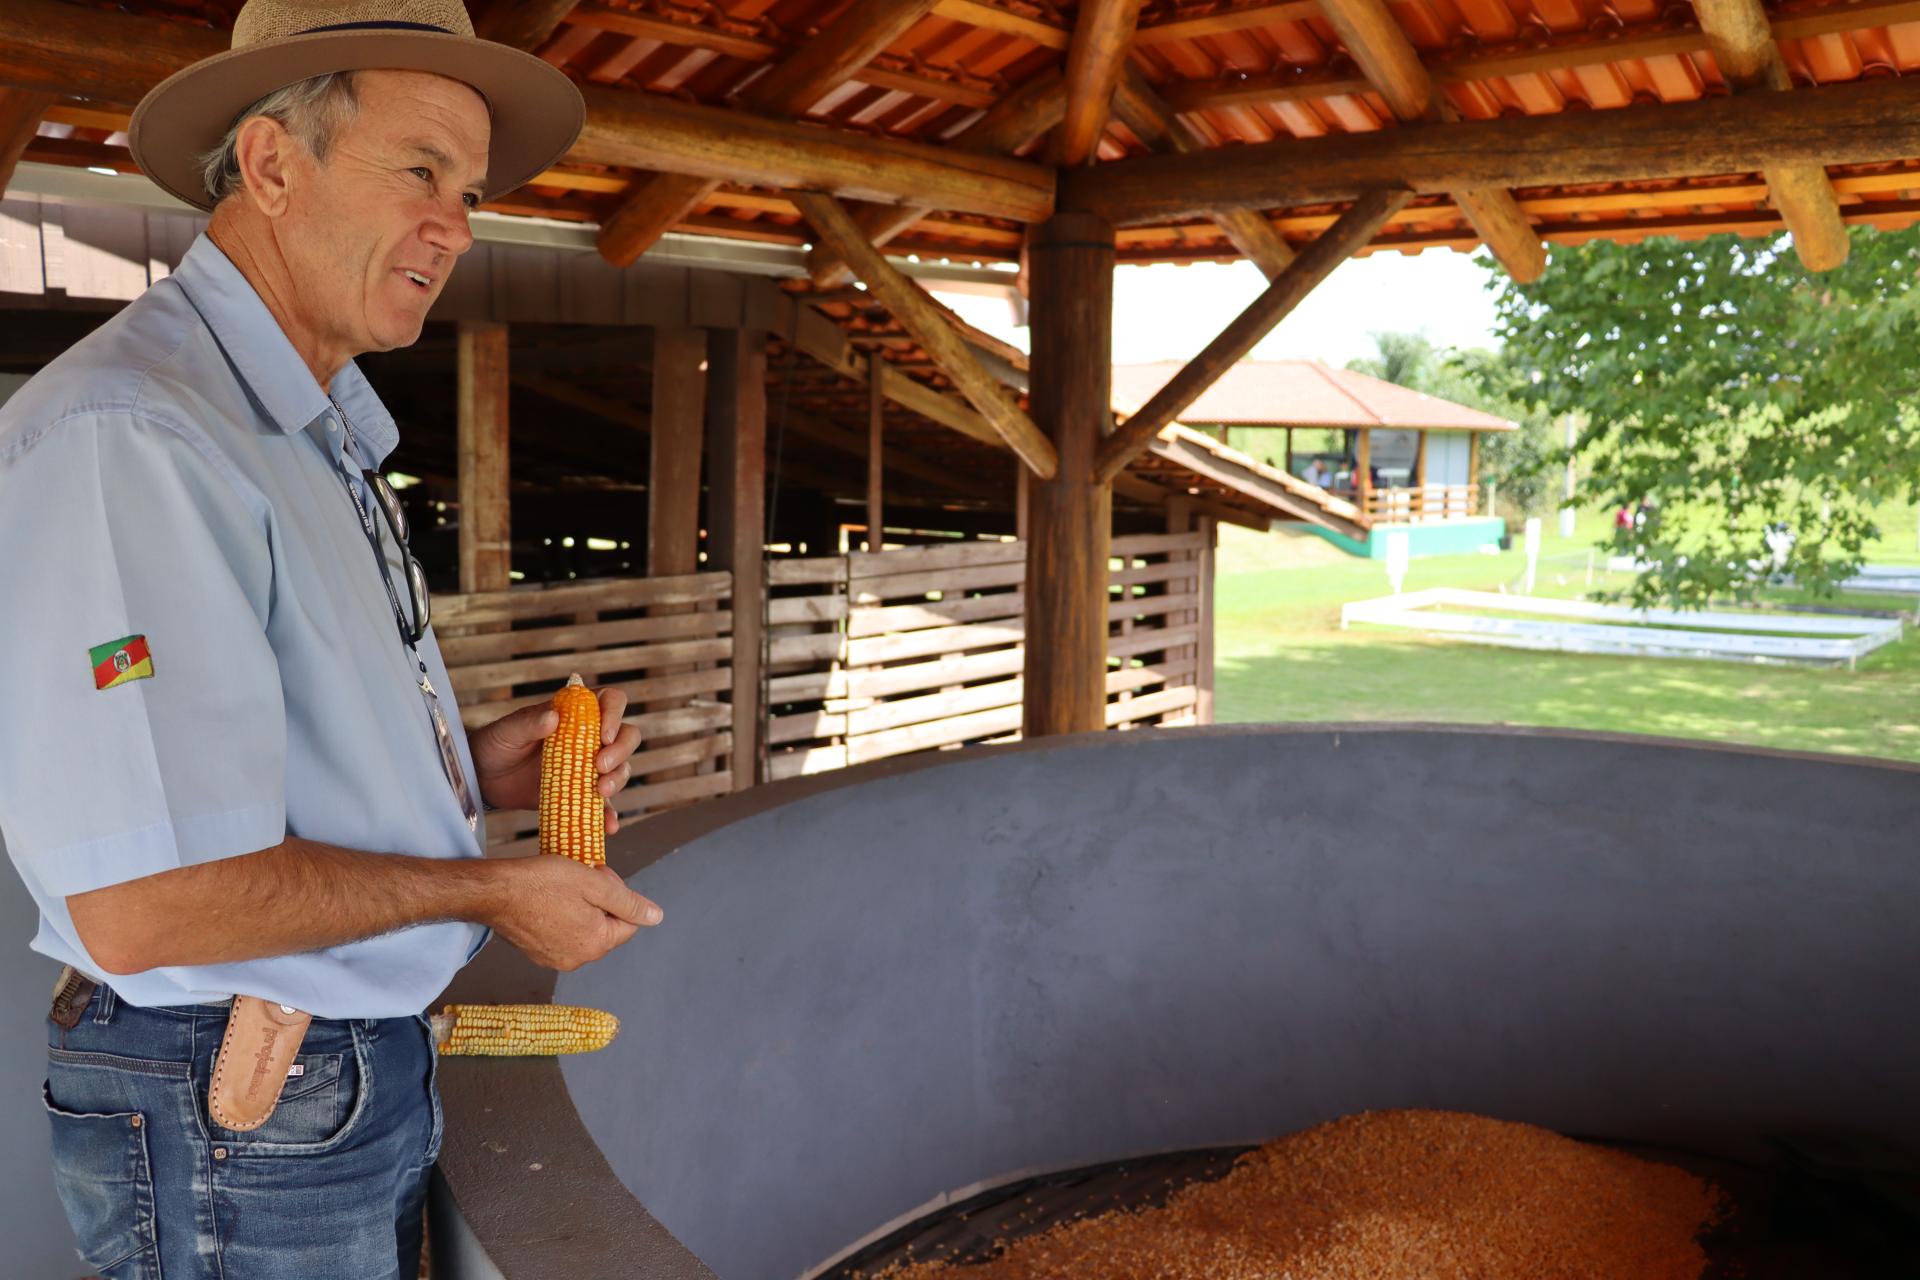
[438,571,736,848]
[766,532,1213,777]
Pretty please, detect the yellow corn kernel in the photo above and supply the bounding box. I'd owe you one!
[431,1003,620,1056]
[539,673,606,868]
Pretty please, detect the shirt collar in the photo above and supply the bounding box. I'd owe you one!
[170,235,401,467]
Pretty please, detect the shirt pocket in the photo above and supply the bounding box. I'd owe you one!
[42,1082,161,1279]
[206,1050,350,1149]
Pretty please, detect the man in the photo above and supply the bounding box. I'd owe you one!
[1304,456,1332,489]
[0,5,660,1275]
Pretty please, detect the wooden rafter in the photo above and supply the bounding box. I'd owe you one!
[477,0,581,51]
[1160,0,1920,114]
[778,296,1010,451]
[807,69,1068,288]
[932,0,1070,49]
[1134,0,1316,44]
[0,1,1051,224]
[1056,0,1145,166]
[1062,78,1920,226]
[1112,471,1270,531]
[565,4,995,108]
[1093,190,1413,481]
[0,88,55,200]
[1109,70,1296,279]
[1691,0,1849,271]
[1150,431,1368,541]
[1318,0,1543,282]
[792,191,1059,479]
[597,0,944,265]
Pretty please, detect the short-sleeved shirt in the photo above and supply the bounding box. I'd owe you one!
[0,234,488,1018]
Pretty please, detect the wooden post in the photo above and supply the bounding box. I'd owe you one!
[1016,465,1031,543]
[648,327,707,761]
[1414,429,1429,519]
[1468,431,1482,509]
[1196,515,1216,725]
[706,328,767,791]
[649,327,706,577]
[1024,210,1115,738]
[456,321,511,595]
[1355,426,1373,516]
[1284,427,1294,477]
[866,370,884,551]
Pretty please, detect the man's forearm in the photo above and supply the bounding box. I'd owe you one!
[68,837,500,975]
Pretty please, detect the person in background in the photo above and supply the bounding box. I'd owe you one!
[1305,456,1333,489]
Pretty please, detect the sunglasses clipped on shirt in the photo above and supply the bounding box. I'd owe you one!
[360,465,433,646]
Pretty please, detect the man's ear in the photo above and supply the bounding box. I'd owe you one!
[232,115,297,218]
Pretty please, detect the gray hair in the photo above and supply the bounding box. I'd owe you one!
[196,72,361,206]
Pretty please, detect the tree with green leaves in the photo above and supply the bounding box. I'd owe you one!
[1477,229,1920,607]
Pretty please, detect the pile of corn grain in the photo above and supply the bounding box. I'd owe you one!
[881,1110,1722,1280]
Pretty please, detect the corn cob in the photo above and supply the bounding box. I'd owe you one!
[431,1003,620,1056]
[539,673,606,867]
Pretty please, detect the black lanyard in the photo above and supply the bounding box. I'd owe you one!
[323,396,479,831]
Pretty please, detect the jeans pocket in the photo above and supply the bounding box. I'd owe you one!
[206,1051,345,1146]
[203,1028,370,1155]
[42,1082,161,1278]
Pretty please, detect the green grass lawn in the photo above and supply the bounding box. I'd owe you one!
[1212,510,1920,762]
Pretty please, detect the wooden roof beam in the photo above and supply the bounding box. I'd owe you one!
[1110,70,1296,278]
[1161,0,1920,114]
[1318,0,1544,282]
[1691,0,1849,271]
[778,297,1009,450]
[573,84,1052,222]
[0,89,55,200]
[1111,471,1272,531]
[792,191,1058,479]
[807,68,1067,288]
[476,0,582,51]
[0,3,1049,225]
[1056,0,1145,166]
[1061,78,1920,225]
[1149,433,1368,540]
[1094,190,1412,481]
[596,0,943,266]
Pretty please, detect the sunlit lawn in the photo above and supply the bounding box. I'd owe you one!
[1212,509,1920,762]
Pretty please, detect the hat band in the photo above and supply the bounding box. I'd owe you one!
[299,20,453,35]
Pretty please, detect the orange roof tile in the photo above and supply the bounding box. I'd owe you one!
[1111,359,1518,431]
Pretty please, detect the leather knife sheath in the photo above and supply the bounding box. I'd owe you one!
[208,995,313,1132]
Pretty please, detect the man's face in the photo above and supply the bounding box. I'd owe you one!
[279,69,490,356]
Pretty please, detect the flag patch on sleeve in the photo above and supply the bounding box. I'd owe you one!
[89,635,153,691]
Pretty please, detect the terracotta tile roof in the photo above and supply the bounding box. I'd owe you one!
[28,0,1920,270]
[1111,359,1518,430]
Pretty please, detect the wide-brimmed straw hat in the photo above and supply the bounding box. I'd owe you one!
[130,0,585,212]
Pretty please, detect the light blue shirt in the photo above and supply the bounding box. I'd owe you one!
[0,235,488,1018]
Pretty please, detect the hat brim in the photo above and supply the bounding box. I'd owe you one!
[129,29,585,212]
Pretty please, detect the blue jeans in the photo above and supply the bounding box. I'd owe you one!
[43,984,442,1279]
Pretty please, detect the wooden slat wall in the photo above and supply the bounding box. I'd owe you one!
[766,532,1210,780]
[437,571,736,854]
